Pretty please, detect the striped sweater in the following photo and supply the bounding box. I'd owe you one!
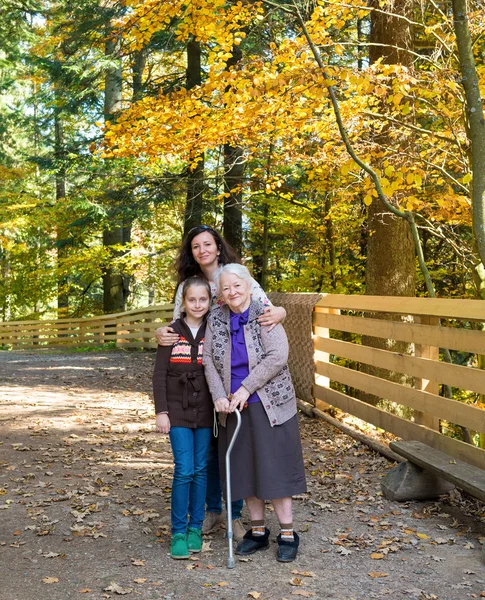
[152,318,213,429]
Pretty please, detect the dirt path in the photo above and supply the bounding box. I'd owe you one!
[0,350,484,600]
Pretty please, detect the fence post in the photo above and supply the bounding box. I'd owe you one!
[414,315,440,431]
[313,304,340,412]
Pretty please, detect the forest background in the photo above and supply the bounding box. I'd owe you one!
[0,0,484,321]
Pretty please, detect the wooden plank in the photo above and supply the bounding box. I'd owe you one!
[0,303,174,327]
[389,440,485,501]
[314,312,485,355]
[0,323,82,332]
[313,384,485,469]
[115,321,170,332]
[316,360,485,434]
[315,336,485,396]
[3,331,118,345]
[313,307,340,411]
[117,312,173,323]
[316,294,485,321]
[105,332,157,341]
[414,316,440,430]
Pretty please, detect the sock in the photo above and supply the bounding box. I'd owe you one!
[251,519,265,536]
[280,522,294,541]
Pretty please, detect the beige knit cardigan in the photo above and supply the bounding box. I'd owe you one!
[202,300,297,427]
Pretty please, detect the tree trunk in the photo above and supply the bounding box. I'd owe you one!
[324,194,337,290]
[184,38,205,235]
[54,102,69,317]
[223,44,244,255]
[102,226,124,313]
[451,0,485,267]
[362,0,416,406]
[223,143,244,254]
[103,35,125,313]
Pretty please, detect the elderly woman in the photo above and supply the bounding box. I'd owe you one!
[203,264,307,562]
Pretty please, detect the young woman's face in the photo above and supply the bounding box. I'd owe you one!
[220,272,251,313]
[191,231,220,268]
[183,284,211,320]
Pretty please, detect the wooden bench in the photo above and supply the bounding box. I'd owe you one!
[388,440,485,502]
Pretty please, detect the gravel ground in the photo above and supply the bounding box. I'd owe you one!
[0,350,484,600]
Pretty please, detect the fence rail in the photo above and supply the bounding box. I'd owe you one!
[1,293,485,470]
[314,295,485,469]
[0,304,174,350]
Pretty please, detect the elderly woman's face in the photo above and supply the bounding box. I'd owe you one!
[220,272,251,313]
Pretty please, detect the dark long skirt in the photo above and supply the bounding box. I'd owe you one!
[218,401,307,502]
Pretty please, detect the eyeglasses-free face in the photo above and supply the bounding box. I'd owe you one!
[190,231,220,268]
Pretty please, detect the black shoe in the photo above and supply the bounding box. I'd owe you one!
[235,528,270,556]
[276,531,300,562]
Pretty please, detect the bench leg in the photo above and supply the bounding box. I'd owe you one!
[381,461,455,502]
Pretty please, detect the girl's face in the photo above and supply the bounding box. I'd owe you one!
[191,231,220,268]
[220,272,251,313]
[183,284,211,320]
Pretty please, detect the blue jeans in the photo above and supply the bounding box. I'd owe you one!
[169,426,212,535]
[206,435,243,519]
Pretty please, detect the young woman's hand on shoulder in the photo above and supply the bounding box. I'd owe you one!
[156,413,171,434]
[155,326,180,346]
[257,305,286,331]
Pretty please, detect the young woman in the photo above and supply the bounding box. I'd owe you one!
[203,264,307,563]
[152,277,213,559]
[155,225,286,542]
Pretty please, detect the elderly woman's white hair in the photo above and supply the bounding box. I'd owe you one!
[216,263,253,290]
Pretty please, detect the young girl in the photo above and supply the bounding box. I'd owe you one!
[152,277,214,559]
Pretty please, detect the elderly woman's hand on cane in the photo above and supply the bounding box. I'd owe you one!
[214,397,231,413]
[228,387,250,412]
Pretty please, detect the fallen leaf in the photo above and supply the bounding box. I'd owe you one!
[368,572,388,579]
[103,582,133,595]
[248,592,261,599]
[291,570,315,577]
[464,542,474,549]
[417,533,430,540]
[133,578,147,584]
[217,581,230,587]
[42,577,59,584]
[370,553,385,560]
[80,589,92,593]
[13,529,21,536]
[131,559,145,566]
[289,577,303,586]
[292,592,316,598]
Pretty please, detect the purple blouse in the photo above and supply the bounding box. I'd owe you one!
[230,308,260,404]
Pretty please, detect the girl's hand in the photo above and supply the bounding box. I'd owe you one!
[229,387,250,412]
[214,397,231,413]
[257,305,286,331]
[155,413,170,434]
[155,326,180,346]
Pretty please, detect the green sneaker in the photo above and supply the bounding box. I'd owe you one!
[187,527,202,553]
[171,533,189,559]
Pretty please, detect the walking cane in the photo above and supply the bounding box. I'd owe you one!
[225,408,242,569]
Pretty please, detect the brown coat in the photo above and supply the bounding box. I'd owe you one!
[152,318,214,429]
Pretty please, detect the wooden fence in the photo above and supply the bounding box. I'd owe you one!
[314,295,485,469]
[2,294,485,469]
[0,304,174,350]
